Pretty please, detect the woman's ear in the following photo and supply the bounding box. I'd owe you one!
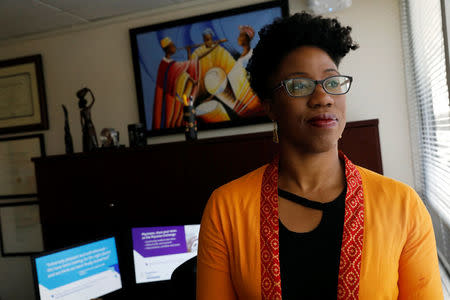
[263,99,276,121]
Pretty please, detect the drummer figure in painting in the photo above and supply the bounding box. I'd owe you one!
[190,28,232,99]
[153,36,220,130]
[152,37,196,129]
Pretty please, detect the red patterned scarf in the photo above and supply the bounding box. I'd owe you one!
[260,152,364,299]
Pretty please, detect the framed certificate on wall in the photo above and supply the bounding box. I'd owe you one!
[0,201,44,256]
[0,134,45,200]
[0,55,49,134]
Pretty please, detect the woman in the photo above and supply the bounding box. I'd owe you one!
[236,25,255,68]
[196,12,443,300]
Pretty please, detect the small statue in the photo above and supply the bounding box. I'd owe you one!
[76,87,98,152]
[62,105,74,154]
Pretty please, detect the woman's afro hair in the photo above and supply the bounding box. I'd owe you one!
[247,12,359,102]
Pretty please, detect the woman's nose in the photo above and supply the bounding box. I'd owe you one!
[307,84,334,108]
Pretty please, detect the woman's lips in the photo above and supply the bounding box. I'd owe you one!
[307,114,338,128]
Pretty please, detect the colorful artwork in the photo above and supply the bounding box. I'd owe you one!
[130,0,288,136]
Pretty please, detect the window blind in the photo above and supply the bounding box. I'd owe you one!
[400,0,450,275]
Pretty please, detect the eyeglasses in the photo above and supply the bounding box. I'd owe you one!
[273,75,353,97]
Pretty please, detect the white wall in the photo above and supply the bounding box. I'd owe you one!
[0,0,412,299]
[330,0,414,188]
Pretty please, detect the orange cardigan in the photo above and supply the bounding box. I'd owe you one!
[197,160,443,299]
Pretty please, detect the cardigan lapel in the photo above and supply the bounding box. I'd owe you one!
[260,152,364,300]
[260,156,282,299]
[336,151,365,298]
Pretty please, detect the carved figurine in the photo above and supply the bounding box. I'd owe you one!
[62,105,74,154]
[76,87,98,152]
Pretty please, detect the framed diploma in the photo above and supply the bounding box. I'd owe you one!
[0,55,49,134]
[0,201,44,256]
[0,134,45,200]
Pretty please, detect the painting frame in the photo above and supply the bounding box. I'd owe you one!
[130,0,289,136]
[0,134,46,200]
[0,201,44,256]
[0,54,49,134]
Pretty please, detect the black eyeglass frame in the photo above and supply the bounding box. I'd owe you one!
[272,75,353,97]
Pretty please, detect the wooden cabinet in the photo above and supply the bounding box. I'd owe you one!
[33,119,381,298]
[34,132,274,250]
[33,119,382,252]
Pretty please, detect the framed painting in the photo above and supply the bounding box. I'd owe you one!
[0,55,49,134]
[130,0,289,136]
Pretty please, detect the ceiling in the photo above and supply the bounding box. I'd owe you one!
[0,0,214,41]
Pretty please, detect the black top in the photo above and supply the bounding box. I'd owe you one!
[278,186,346,299]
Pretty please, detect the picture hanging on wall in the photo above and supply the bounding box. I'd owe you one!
[0,134,45,200]
[0,201,44,256]
[130,0,289,136]
[0,55,49,134]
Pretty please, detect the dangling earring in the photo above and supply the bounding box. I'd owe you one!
[273,121,279,143]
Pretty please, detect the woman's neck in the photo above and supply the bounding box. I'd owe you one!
[240,45,250,57]
[278,143,345,200]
